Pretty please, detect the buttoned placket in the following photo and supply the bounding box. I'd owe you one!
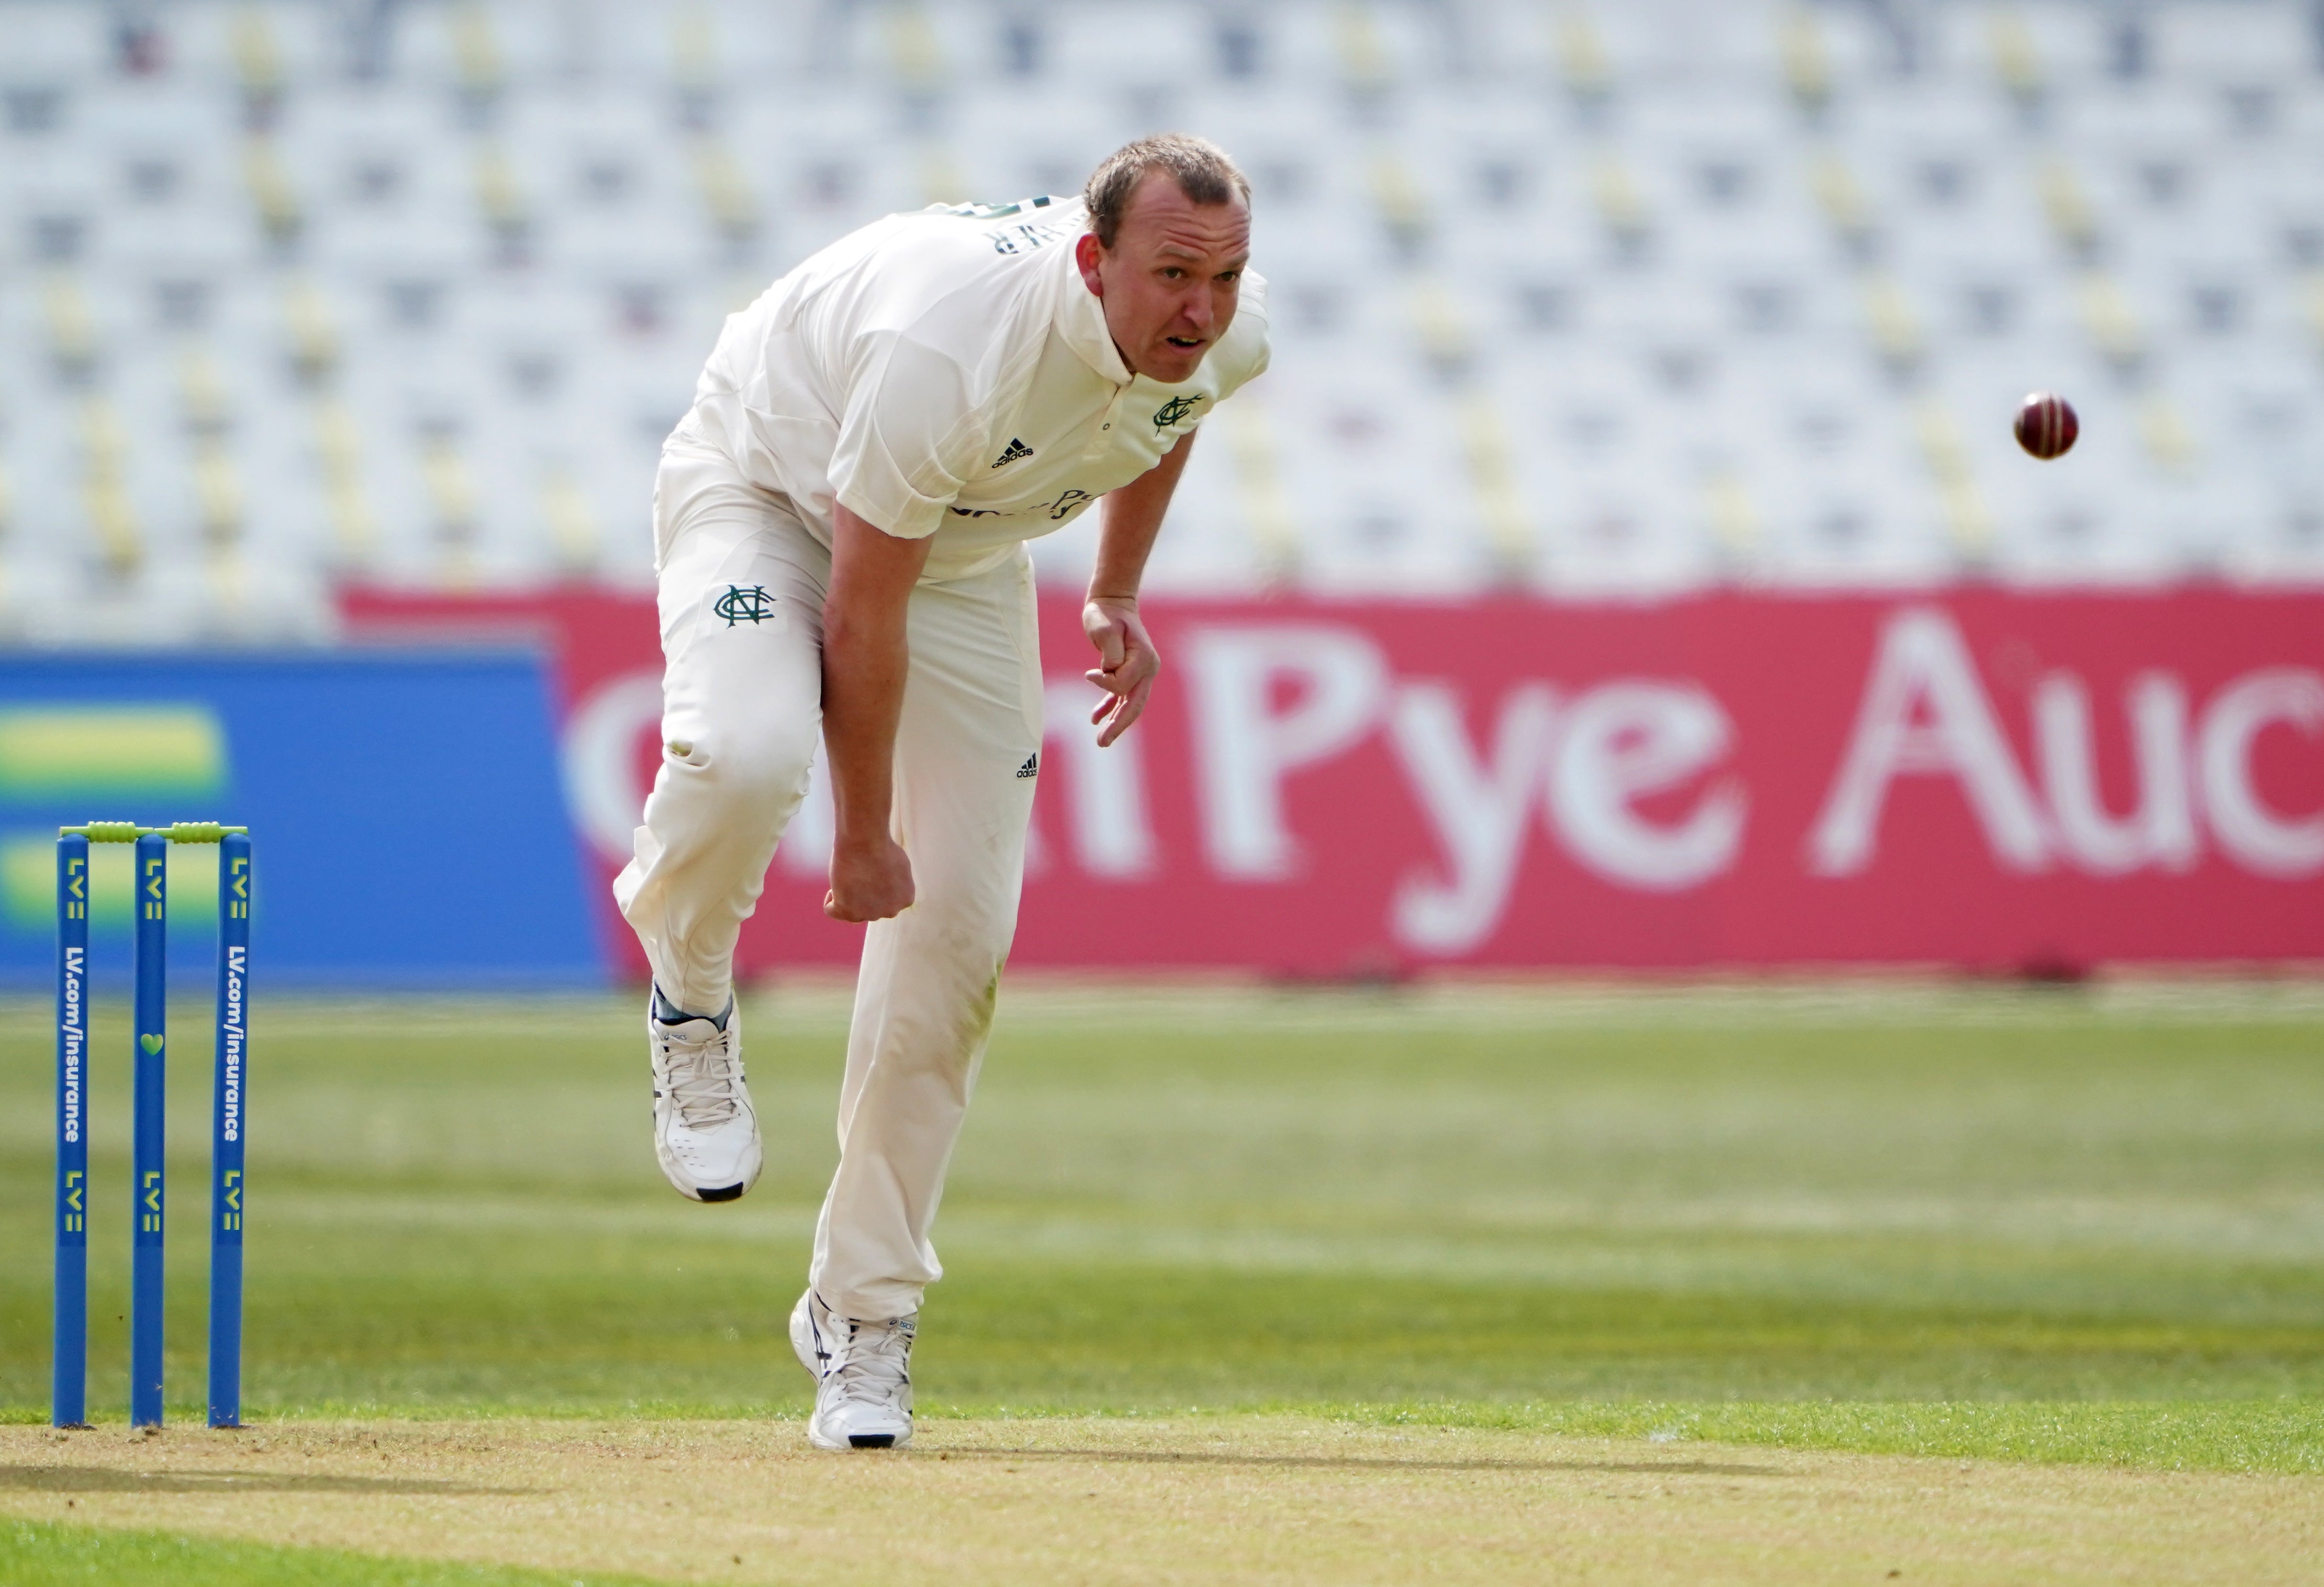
[1079,380,1130,462]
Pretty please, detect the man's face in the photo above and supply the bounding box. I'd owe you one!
[1077,170,1251,386]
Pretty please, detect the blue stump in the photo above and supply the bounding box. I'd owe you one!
[208,832,251,1428]
[53,834,90,1428]
[130,831,167,1427]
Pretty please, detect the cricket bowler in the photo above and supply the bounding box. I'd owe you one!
[613,135,1268,1449]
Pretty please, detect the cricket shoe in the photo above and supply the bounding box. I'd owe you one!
[790,1288,915,1450]
[648,990,762,1202]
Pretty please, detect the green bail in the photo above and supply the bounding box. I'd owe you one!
[57,821,248,843]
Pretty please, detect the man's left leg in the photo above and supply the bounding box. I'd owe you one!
[791,551,1044,1449]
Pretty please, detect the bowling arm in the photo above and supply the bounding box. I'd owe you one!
[821,504,934,923]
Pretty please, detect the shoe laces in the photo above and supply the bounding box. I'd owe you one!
[658,1021,743,1130]
[830,1315,914,1407]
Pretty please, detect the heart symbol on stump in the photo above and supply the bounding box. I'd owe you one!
[140,1035,163,1055]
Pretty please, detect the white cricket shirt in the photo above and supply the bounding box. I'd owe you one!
[670,196,1270,581]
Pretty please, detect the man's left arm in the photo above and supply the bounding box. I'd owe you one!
[1082,430,1195,747]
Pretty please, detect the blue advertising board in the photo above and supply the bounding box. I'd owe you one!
[0,651,601,987]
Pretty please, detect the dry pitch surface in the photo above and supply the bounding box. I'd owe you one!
[4,1418,2320,1586]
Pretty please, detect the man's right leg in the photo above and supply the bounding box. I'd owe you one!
[615,459,829,1198]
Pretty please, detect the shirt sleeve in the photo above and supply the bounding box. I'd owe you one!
[827,331,986,539]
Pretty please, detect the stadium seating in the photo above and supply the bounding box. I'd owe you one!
[1,0,2320,640]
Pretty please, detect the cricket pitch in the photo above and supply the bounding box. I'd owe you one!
[4,1416,2319,1586]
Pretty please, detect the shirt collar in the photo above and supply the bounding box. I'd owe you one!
[1054,234,1132,385]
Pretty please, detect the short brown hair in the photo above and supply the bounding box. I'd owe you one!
[1082,133,1252,249]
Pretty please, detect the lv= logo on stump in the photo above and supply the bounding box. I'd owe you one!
[51,821,253,1431]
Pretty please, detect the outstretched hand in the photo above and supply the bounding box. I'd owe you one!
[1083,596,1159,747]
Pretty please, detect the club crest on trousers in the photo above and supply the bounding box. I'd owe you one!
[714,585,776,627]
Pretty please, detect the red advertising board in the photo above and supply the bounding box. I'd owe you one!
[343,586,2324,975]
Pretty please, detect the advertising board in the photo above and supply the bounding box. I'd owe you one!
[344,586,2324,977]
[0,652,599,986]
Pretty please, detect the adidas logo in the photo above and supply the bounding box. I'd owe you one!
[1015,753,1039,779]
[992,438,1034,468]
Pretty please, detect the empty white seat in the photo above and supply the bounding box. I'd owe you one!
[0,2,108,81]
[2154,1,2319,85]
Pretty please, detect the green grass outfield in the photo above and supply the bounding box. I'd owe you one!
[2,978,2320,1493]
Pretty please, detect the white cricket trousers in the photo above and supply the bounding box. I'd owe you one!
[614,441,1044,1321]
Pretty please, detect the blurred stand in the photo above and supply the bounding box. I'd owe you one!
[0,0,2317,649]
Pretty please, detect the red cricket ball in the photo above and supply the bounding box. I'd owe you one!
[2015,392,2079,460]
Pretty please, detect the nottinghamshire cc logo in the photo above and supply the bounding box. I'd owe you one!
[714,585,775,626]
[1152,395,1203,432]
